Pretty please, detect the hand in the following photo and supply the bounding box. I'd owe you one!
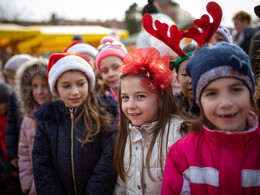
[10,157,18,168]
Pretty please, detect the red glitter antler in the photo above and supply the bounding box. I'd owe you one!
[142,13,186,57]
[183,1,222,47]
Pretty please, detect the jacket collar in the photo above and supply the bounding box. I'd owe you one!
[202,111,259,148]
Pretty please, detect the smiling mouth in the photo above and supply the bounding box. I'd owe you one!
[129,113,141,116]
[218,113,237,118]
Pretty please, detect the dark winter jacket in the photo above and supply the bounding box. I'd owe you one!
[174,92,200,119]
[32,100,117,195]
[5,92,23,160]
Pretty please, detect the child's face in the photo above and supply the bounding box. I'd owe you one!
[99,56,121,91]
[177,60,194,101]
[0,102,8,114]
[5,70,16,89]
[32,75,51,105]
[56,70,89,108]
[121,75,160,126]
[210,32,227,46]
[201,78,251,132]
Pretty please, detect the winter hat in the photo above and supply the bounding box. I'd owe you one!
[95,36,127,74]
[174,52,193,74]
[4,54,33,71]
[47,51,95,96]
[0,82,12,103]
[142,0,161,16]
[64,40,98,58]
[186,42,255,106]
[216,24,233,43]
[255,5,260,18]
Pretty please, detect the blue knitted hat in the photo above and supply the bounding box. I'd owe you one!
[186,42,255,106]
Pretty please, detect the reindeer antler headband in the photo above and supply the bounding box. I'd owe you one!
[142,1,223,57]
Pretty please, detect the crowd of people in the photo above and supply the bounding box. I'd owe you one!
[0,1,260,195]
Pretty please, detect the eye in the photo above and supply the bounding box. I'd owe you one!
[181,73,187,77]
[113,65,119,71]
[62,85,70,89]
[137,94,145,99]
[232,87,242,92]
[101,69,108,74]
[121,95,129,101]
[204,91,216,97]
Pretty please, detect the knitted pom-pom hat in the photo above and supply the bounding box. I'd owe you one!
[64,40,98,58]
[47,51,95,96]
[186,42,255,106]
[95,36,127,74]
[216,25,233,43]
[4,54,34,71]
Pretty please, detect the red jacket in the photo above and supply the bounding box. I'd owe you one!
[0,113,7,161]
[162,112,260,195]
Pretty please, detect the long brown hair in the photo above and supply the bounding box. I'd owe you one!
[60,70,112,146]
[114,74,187,181]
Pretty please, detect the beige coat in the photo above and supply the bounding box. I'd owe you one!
[114,115,184,195]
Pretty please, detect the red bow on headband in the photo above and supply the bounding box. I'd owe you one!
[142,1,222,57]
[119,47,173,93]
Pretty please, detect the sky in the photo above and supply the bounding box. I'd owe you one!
[0,0,259,28]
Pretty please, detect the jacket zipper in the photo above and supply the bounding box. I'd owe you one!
[69,108,77,195]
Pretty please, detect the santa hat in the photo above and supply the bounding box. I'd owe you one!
[47,52,95,96]
[4,54,34,71]
[95,36,127,74]
[64,40,98,58]
[216,25,233,43]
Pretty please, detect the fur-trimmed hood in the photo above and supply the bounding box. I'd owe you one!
[15,57,49,117]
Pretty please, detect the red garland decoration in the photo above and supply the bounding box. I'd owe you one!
[119,47,173,93]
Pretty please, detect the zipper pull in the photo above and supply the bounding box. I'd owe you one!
[69,108,74,120]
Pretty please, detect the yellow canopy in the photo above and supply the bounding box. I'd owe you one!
[0,24,129,54]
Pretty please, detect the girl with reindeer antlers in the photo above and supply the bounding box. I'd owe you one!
[113,2,224,195]
[144,1,260,194]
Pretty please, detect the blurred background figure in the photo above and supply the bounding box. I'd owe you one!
[136,0,173,48]
[64,40,98,72]
[4,54,34,194]
[232,10,260,54]
[210,24,233,46]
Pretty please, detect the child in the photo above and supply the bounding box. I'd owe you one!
[16,58,52,195]
[0,82,12,171]
[64,40,98,73]
[210,24,233,46]
[113,47,188,194]
[174,44,200,118]
[162,42,260,194]
[95,36,127,121]
[32,52,117,195]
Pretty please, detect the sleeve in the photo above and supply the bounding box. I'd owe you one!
[5,93,23,160]
[85,129,118,195]
[161,142,190,195]
[113,176,126,195]
[18,120,34,194]
[32,121,64,195]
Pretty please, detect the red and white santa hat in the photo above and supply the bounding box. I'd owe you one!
[95,36,127,74]
[64,40,98,58]
[47,52,95,96]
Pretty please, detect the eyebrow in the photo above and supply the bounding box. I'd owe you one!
[121,91,148,95]
[204,81,245,92]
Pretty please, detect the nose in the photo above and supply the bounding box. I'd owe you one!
[71,86,79,95]
[127,98,136,109]
[218,94,233,109]
[188,77,192,84]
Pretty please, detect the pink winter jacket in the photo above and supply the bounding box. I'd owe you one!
[162,111,260,195]
[18,117,36,195]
